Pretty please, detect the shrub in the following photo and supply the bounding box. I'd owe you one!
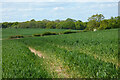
[41,32,57,36]
[9,35,24,39]
[62,30,77,34]
[83,30,88,32]
[33,34,41,37]
[76,30,83,33]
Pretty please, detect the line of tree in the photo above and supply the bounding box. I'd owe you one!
[1,14,120,30]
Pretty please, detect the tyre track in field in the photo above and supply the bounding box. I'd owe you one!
[29,47,45,58]
[28,47,70,78]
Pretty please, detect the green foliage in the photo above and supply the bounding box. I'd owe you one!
[0,23,2,28]
[18,21,46,28]
[36,21,46,28]
[46,21,57,29]
[33,31,78,37]
[56,21,75,29]
[87,20,100,31]
[2,22,9,28]
[66,18,76,22]
[88,14,105,22]
[55,19,61,23]
[75,21,86,30]
[107,16,120,29]
[62,30,77,34]
[99,20,109,30]
[56,21,64,29]
[33,34,41,37]
[87,15,119,30]
[18,22,29,28]
[1,15,119,31]
[41,32,57,36]
[30,19,36,21]
[87,14,104,30]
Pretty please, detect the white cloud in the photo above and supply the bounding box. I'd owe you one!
[53,7,64,10]
[1,0,119,2]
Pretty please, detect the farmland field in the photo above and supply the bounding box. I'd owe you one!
[2,28,119,78]
[2,28,78,39]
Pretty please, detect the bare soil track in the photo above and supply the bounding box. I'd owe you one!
[28,47,70,78]
[29,47,45,58]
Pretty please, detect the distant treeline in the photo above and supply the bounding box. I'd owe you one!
[0,14,120,30]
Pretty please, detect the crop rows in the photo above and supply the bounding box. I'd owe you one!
[2,40,52,78]
[2,28,119,78]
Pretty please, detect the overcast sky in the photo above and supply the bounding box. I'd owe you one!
[0,0,119,22]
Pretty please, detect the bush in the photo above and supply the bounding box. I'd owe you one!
[41,32,57,36]
[62,30,77,34]
[9,35,24,39]
[83,30,88,32]
[76,30,83,33]
[33,34,41,37]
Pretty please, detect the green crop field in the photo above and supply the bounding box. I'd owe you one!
[2,28,119,78]
[2,28,79,39]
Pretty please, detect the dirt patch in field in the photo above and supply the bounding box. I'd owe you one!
[28,47,70,78]
[28,47,45,58]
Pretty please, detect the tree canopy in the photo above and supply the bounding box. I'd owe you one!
[88,14,105,22]
[1,14,119,30]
